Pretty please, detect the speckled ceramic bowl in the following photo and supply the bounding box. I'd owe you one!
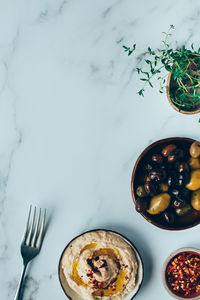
[58,229,144,300]
[162,247,200,299]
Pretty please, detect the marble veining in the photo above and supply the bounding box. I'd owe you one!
[1,0,200,299]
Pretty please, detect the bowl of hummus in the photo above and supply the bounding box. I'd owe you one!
[58,229,143,300]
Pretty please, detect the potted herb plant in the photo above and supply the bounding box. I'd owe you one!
[123,25,200,115]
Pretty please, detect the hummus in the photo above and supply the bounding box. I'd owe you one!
[61,230,138,300]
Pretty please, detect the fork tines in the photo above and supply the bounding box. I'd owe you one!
[23,206,46,249]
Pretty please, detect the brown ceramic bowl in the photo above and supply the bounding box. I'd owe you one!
[162,247,200,299]
[58,229,144,300]
[131,137,200,230]
[166,73,200,115]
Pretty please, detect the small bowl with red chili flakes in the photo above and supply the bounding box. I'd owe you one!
[162,248,200,299]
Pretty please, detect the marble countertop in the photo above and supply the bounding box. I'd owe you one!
[1,0,200,299]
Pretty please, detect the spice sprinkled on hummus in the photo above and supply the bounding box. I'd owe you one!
[61,231,138,300]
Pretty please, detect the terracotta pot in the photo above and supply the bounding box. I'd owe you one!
[166,72,200,114]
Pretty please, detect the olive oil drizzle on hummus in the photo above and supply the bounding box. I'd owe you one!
[71,244,127,296]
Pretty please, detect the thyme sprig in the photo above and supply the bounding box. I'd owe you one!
[123,25,200,113]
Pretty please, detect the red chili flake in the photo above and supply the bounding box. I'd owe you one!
[116,258,120,262]
[179,256,185,261]
[166,252,200,297]
[125,276,129,280]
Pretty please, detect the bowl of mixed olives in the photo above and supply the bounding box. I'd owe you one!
[131,137,200,230]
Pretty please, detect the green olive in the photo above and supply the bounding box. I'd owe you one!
[136,185,147,198]
[191,189,200,211]
[189,157,200,170]
[176,204,192,216]
[147,193,171,215]
[190,141,200,158]
[186,169,200,191]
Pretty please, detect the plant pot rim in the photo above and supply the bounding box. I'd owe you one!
[166,72,200,115]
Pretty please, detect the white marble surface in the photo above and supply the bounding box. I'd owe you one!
[1,0,200,299]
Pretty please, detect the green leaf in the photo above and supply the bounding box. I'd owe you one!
[143,72,150,78]
[145,59,151,65]
[132,44,136,50]
[165,65,172,72]
[148,81,153,88]
[140,78,147,81]
[136,68,141,74]
[123,46,130,53]
[138,89,144,96]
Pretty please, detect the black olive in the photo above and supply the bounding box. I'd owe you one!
[171,198,186,209]
[152,154,163,164]
[144,182,158,196]
[135,198,148,213]
[171,188,181,197]
[167,171,176,187]
[181,188,191,200]
[175,172,190,186]
[161,144,177,157]
[175,173,184,187]
[149,169,167,181]
[168,149,184,163]
[177,162,190,173]
[160,164,167,170]
[183,171,190,185]
[162,211,175,225]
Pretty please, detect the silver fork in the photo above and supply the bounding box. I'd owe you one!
[14,206,46,300]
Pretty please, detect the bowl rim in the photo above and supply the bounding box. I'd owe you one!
[162,247,200,300]
[131,137,198,231]
[166,72,200,115]
[58,228,144,300]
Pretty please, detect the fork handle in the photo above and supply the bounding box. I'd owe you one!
[14,263,28,300]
